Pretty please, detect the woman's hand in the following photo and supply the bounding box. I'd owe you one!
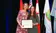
[20,25,24,28]
[35,23,38,25]
[32,23,35,26]
[33,23,38,26]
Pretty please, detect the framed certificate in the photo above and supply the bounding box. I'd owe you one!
[22,20,33,28]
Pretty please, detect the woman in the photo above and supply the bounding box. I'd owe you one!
[27,6,40,33]
[16,3,29,33]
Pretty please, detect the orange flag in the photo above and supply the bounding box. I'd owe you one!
[20,0,23,10]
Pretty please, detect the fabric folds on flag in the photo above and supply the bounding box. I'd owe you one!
[43,0,52,33]
[28,0,32,13]
[29,0,32,8]
[51,0,56,33]
[20,0,23,10]
[36,0,40,33]
[36,0,39,14]
[36,0,40,20]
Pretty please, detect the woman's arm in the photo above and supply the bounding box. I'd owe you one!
[36,15,40,24]
[16,11,23,28]
[33,15,40,26]
[16,17,22,26]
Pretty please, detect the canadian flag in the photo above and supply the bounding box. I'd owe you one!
[20,0,23,10]
[36,0,40,33]
[36,0,39,14]
[36,0,40,20]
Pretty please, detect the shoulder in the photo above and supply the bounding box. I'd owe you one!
[19,10,24,12]
[18,10,24,14]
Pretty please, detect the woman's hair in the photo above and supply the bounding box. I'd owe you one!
[23,3,29,12]
[23,3,28,9]
[23,3,29,5]
[27,6,36,19]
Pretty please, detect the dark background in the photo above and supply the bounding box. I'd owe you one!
[3,0,54,33]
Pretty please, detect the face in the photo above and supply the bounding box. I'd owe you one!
[31,6,35,12]
[24,3,28,10]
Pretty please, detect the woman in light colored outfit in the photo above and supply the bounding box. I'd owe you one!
[16,3,29,33]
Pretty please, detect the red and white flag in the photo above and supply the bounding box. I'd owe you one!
[36,0,40,19]
[36,0,40,21]
[36,0,39,14]
[36,0,40,33]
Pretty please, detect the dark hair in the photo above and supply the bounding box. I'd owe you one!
[27,6,36,19]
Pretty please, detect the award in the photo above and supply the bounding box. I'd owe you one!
[22,20,33,28]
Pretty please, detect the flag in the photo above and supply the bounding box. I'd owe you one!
[36,24,40,33]
[43,0,52,33]
[51,0,56,33]
[36,0,39,14]
[36,0,40,33]
[51,0,56,18]
[28,0,32,13]
[29,0,32,8]
[36,0,40,20]
[20,0,23,10]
